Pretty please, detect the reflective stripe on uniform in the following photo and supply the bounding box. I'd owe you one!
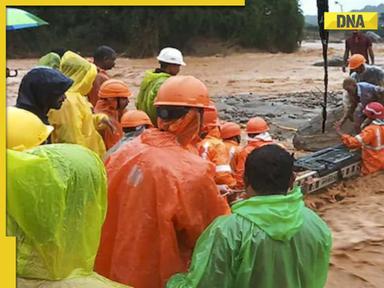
[201,142,210,160]
[229,146,236,162]
[355,128,384,151]
[216,164,232,173]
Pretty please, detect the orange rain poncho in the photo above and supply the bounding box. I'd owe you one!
[95,98,123,149]
[198,127,236,187]
[94,80,131,150]
[342,119,384,175]
[233,135,275,189]
[95,109,230,288]
[48,51,106,157]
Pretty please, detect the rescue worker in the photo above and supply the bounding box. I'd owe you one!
[16,67,73,125]
[349,54,384,86]
[87,45,117,107]
[48,51,110,158]
[234,117,277,189]
[338,102,384,175]
[94,79,131,150]
[105,110,153,158]
[95,76,230,288]
[7,115,130,287]
[337,77,384,133]
[167,145,332,288]
[198,106,236,191]
[220,121,242,167]
[136,47,185,125]
[7,106,54,151]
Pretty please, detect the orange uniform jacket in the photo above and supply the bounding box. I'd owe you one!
[87,69,109,107]
[342,120,384,175]
[198,129,236,187]
[95,129,230,288]
[224,139,240,172]
[233,139,274,189]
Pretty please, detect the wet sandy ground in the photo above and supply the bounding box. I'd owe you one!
[306,172,384,288]
[6,42,359,104]
[6,41,384,287]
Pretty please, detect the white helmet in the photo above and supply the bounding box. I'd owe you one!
[157,47,186,66]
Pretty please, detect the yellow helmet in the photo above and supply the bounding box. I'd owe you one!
[7,107,54,151]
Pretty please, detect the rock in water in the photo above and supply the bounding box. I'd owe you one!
[365,31,382,43]
[293,107,355,151]
[313,56,344,67]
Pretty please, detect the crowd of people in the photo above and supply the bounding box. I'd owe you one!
[337,37,384,175]
[5,31,384,288]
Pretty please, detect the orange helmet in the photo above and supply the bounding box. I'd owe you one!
[203,105,220,129]
[98,79,132,98]
[154,76,211,109]
[121,110,153,128]
[221,122,241,139]
[364,102,384,119]
[348,54,366,70]
[246,117,269,134]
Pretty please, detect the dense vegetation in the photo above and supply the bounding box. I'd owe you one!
[7,1,304,58]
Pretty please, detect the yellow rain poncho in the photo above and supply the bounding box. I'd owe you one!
[48,51,106,157]
[7,144,130,288]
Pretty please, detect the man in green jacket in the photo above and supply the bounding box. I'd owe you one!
[167,144,332,288]
[136,47,186,125]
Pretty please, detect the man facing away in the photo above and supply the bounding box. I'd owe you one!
[167,144,332,288]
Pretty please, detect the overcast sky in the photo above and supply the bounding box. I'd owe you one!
[299,0,384,15]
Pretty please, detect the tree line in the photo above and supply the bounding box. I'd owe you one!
[7,1,304,58]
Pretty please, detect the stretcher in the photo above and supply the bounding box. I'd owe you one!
[294,145,361,193]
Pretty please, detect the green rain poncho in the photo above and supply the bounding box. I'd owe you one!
[7,144,129,288]
[167,187,332,288]
[135,69,170,125]
[38,52,61,70]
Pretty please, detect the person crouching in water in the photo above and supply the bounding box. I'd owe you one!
[105,110,153,159]
[337,77,384,133]
[94,79,131,150]
[338,101,384,175]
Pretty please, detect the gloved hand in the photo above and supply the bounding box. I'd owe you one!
[216,185,232,197]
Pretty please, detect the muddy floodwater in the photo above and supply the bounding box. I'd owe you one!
[6,41,384,287]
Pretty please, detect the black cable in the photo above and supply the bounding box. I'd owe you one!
[317,0,329,133]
